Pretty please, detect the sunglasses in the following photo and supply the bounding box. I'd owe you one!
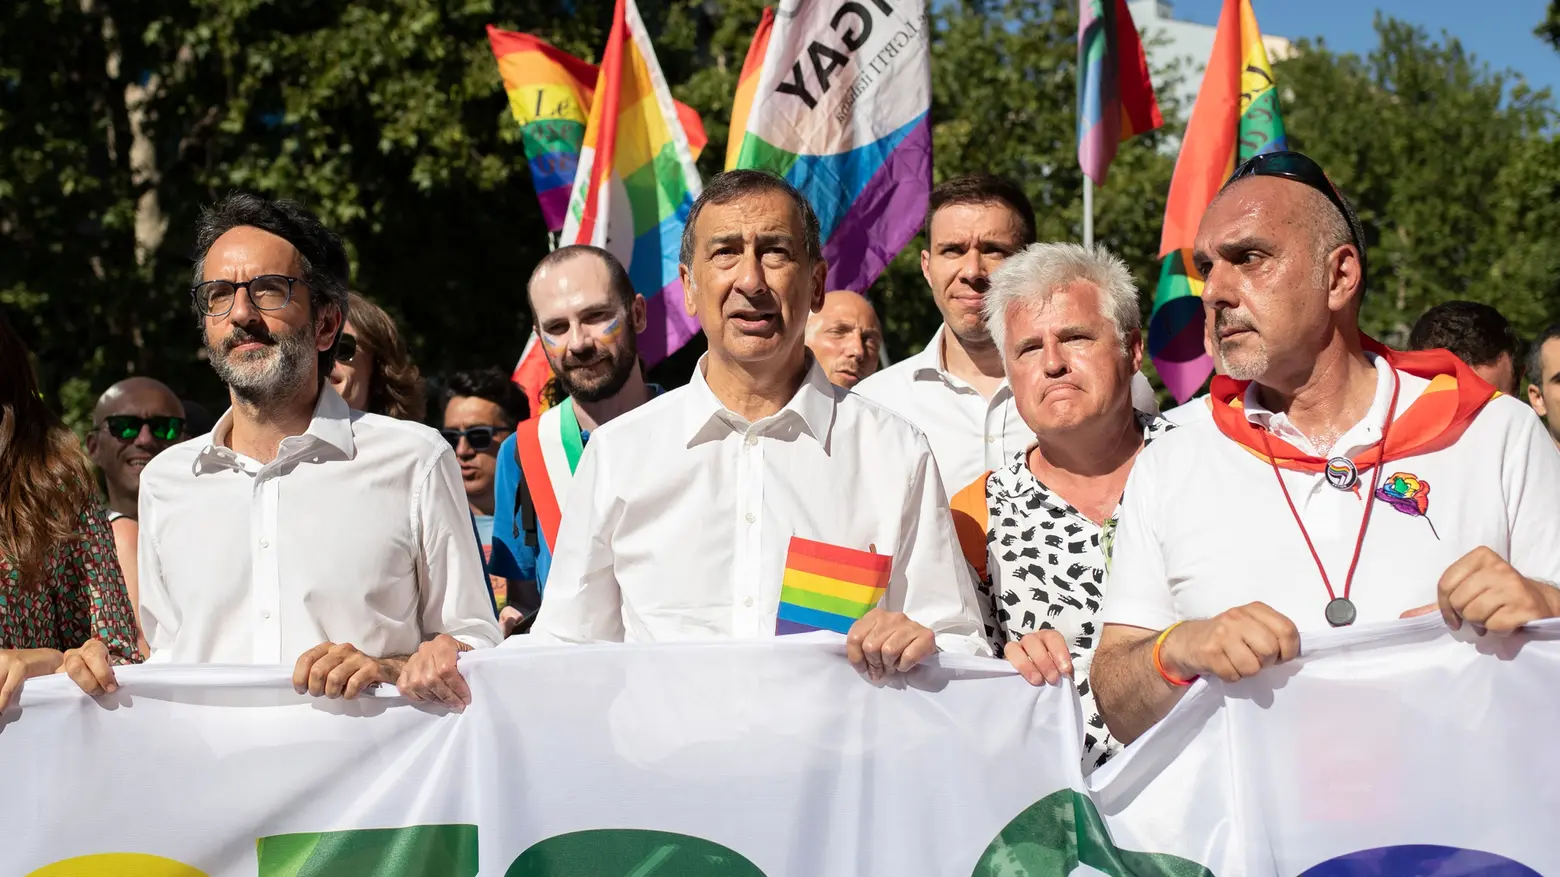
[440,426,512,452]
[1227,150,1368,290]
[101,415,184,442]
[335,333,358,364]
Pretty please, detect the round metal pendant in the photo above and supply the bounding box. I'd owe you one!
[1325,597,1358,628]
[1324,457,1359,490]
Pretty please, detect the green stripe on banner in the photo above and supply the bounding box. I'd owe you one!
[731,132,801,182]
[778,585,874,620]
[522,120,586,156]
[972,789,1212,877]
[622,141,693,233]
[506,828,768,876]
[256,824,478,877]
[558,398,585,473]
[1150,251,1196,314]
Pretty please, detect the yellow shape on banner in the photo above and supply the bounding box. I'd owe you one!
[27,853,207,877]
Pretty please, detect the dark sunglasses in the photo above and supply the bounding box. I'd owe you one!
[440,426,512,451]
[101,415,184,442]
[335,332,358,364]
[1227,150,1368,291]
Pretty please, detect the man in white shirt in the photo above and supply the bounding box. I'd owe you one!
[855,176,1158,496]
[1527,323,1560,448]
[529,170,991,675]
[1091,152,1560,745]
[134,194,500,709]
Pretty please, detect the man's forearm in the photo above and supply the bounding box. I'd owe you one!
[1091,633,1190,746]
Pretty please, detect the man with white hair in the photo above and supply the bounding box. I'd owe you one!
[948,242,1171,772]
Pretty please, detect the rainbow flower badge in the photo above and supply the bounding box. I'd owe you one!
[1375,472,1439,539]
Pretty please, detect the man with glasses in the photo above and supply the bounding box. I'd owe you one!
[1090,151,1560,746]
[490,245,659,623]
[440,368,528,627]
[135,193,500,710]
[86,378,186,651]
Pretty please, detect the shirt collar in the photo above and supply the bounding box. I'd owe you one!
[1241,352,1396,452]
[993,411,1168,501]
[908,323,1011,396]
[682,353,838,448]
[198,384,357,472]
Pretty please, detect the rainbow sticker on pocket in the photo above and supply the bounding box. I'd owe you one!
[776,537,892,635]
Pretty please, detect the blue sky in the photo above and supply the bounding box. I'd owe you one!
[1169,0,1560,94]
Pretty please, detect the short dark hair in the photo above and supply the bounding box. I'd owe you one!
[924,175,1036,245]
[526,245,636,318]
[191,193,351,380]
[1527,322,1560,384]
[1408,301,1523,370]
[679,170,822,266]
[444,367,529,428]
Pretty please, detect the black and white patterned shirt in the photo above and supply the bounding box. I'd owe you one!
[975,412,1175,773]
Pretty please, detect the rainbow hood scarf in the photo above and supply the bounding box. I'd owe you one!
[1210,337,1499,471]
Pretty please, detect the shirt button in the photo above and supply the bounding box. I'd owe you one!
[261,611,271,619]
[743,597,754,608]
[745,433,758,447]
[259,538,270,548]
[986,436,997,444]
[744,512,756,524]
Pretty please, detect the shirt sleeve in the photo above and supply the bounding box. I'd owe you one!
[415,445,503,649]
[489,434,539,584]
[1099,448,1178,632]
[890,439,992,657]
[136,476,176,663]
[525,438,626,644]
[1502,401,1560,582]
[53,506,143,664]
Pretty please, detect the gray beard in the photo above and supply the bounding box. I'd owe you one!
[207,324,316,409]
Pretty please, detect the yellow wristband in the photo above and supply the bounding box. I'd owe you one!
[1152,621,1196,687]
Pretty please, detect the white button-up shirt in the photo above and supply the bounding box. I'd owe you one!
[137,386,501,664]
[1104,354,1560,632]
[857,325,1160,497]
[527,356,991,656]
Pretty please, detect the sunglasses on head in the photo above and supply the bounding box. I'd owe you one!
[334,333,358,364]
[101,415,184,442]
[1227,150,1368,290]
[440,426,512,452]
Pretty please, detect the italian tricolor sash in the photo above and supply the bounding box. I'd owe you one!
[514,398,586,552]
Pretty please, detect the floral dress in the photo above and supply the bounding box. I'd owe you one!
[975,413,1173,773]
[0,506,143,663]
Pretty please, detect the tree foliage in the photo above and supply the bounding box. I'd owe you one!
[2,1,1556,429]
[1277,16,1560,346]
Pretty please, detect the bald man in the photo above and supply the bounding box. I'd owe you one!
[87,377,185,649]
[805,290,883,389]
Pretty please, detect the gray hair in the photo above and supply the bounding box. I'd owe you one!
[983,242,1140,356]
[679,169,822,267]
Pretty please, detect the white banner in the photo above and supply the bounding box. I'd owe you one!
[3,621,1557,876]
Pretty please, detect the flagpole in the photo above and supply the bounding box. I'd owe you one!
[1082,176,1095,249]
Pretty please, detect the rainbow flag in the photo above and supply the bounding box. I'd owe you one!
[556,0,703,368]
[487,26,708,235]
[1077,0,1163,185]
[1148,0,1286,402]
[776,537,891,636]
[727,1,932,293]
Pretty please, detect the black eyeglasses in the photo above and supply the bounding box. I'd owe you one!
[335,332,358,364]
[440,426,512,452]
[100,415,184,442]
[1227,151,1368,290]
[191,275,303,317]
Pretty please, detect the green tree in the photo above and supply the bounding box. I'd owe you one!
[1276,16,1560,345]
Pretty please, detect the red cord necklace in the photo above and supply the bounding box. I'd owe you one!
[1258,372,1401,627]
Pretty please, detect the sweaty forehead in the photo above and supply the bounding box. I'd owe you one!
[928,201,1025,247]
[818,291,877,326]
[531,257,615,315]
[96,379,183,420]
[696,190,803,244]
[203,226,303,281]
[1195,176,1313,252]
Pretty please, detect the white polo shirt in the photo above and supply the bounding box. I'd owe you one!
[527,356,991,656]
[858,326,1161,497]
[1103,355,1560,632]
[138,386,502,664]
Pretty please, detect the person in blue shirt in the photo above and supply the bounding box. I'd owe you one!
[493,246,661,631]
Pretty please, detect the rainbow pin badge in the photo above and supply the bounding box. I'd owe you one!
[1374,472,1438,539]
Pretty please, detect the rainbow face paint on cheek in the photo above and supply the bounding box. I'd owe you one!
[540,331,567,354]
[600,316,623,341]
